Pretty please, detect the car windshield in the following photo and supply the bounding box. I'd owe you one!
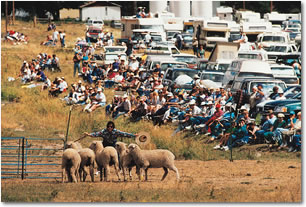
[161,63,186,71]
[89,30,101,33]
[105,47,126,53]
[206,31,226,38]
[151,35,162,42]
[271,67,295,76]
[238,53,262,60]
[140,25,164,32]
[262,36,286,42]
[105,54,126,60]
[199,62,207,70]
[250,82,287,94]
[201,73,224,82]
[218,64,229,72]
[132,33,145,41]
[183,35,193,42]
[264,46,287,52]
[174,56,197,64]
[167,32,177,37]
[172,70,198,80]
[93,21,103,24]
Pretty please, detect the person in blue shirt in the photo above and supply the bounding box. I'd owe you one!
[223,118,249,151]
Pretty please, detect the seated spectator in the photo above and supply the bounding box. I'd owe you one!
[113,94,131,119]
[84,88,106,113]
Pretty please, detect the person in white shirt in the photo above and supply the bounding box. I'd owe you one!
[84,88,106,112]
[144,33,151,47]
[129,57,139,71]
[52,29,59,43]
[114,72,124,83]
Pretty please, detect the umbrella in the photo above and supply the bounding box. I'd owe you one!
[200,79,219,89]
[174,75,193,85]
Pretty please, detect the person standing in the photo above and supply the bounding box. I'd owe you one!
[52,28,59,44]
[73,52,81,77]
[59,31,66,48]
[83,121,137,148]
[126,37,134,57]
[192,37,198,56]
[199,45,205,58]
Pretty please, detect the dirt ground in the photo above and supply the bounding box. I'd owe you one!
[1,159,301,202]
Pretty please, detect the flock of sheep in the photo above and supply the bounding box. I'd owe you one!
[62,141,180,183]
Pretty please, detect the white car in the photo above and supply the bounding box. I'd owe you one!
[86,19,104,29]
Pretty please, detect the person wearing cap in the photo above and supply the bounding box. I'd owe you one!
[112,58,120,70]
[263,113,287,145]
[255,109,276,144]
[273,111,297,149]
[84,121,137,148]
[129,57,139,72]
[84,87,106,113]
[113,94,132,119]
[275,90,285,100]
[239,32,248,43]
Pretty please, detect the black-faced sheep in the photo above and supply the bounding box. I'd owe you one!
[65,141,95,182]
[62,148,81,183]
[128,143,180,181]
[89,141,121,182]
[115,141,139,181]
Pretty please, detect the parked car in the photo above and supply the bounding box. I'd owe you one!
[182,33,193,49]
[256,86,301,116]
[230,78,287,105]
[144,44,181,55]
[199,71,224,88]
[263,43,299,61]
[203,62,228,73]
[270,64,299,86]
[222,59,273,88]
[163,68,199,91]
[86,19,104,29]
[144,55,176,71]
[256,92,301,117]
[110,20,121,29]
[85,26,103,43]
[172,54,198,69]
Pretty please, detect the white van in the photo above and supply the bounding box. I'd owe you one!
[86,19,104,29]
[222,59,273,87]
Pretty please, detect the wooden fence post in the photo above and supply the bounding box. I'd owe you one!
[33,16,36,28]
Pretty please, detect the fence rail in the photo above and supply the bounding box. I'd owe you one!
[1,137,65,180]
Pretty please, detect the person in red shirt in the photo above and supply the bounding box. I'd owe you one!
[204,104,224,127]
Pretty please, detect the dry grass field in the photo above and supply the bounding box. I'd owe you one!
[1,19,302,203]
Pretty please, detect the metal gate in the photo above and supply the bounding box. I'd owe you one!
[1,137,65,179]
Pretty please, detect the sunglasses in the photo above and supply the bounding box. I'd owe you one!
[107,125,114,129]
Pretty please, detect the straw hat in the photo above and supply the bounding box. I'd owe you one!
[135,131,151,146]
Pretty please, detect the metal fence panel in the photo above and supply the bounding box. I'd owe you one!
[1,137,65,180]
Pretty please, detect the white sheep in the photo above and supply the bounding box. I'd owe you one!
[115,141,139,181]
[62,148,81,183]
[128,143,180,181]
[65,141,95,182]
[89,141,121,182]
